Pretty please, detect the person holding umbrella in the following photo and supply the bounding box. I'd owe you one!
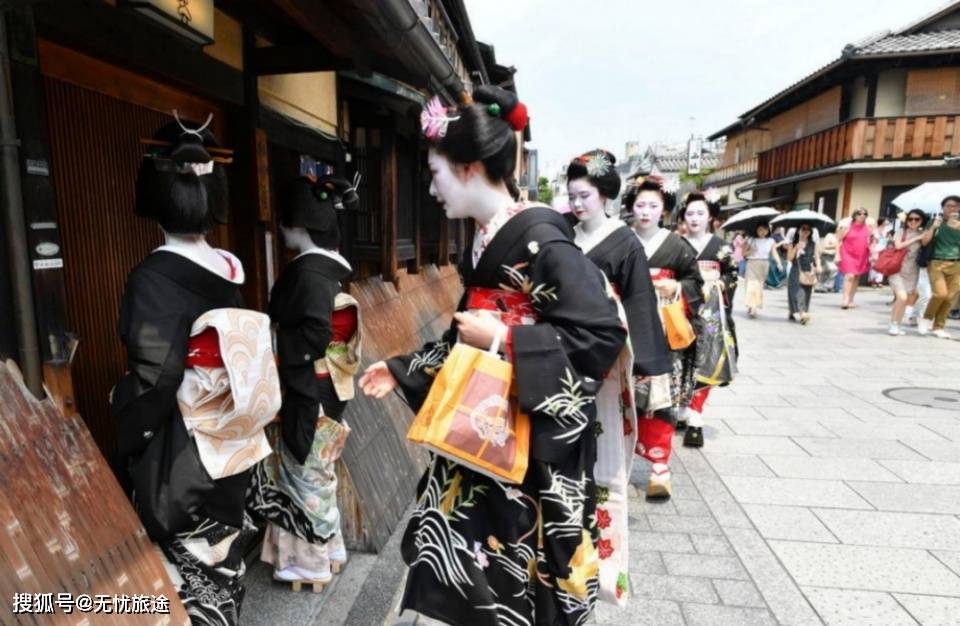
[887,209,928,335]
[786,224,822,324]
[919,195,960,338]
[721,207,781,318]
[770,210,833,323]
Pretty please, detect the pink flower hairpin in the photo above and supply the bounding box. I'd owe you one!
[421,96,460,141]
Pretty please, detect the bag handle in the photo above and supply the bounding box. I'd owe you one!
[488,324,506,356]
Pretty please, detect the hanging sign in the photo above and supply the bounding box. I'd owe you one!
[122,0,215,45]
[687,137,703,175]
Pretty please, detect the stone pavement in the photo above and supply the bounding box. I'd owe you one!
[252,285,960,626]
[599,285,960,626]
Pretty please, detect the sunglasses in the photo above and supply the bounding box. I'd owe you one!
[907,217,922,222]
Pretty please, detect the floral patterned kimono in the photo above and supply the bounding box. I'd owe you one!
[681,235,738,424]
[388,205,626,626]
[112,249,280,626]
[634,231,703,473]
[575,218,672,605]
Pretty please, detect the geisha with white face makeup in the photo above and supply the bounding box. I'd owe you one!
[674,191,739,451]
[564,150,672,604]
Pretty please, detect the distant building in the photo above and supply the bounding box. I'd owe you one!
[708,1,960,219]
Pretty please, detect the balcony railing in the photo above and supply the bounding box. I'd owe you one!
[703,157,758,186]
[757,115,960,182]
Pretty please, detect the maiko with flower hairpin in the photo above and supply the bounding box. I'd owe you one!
[623,173,704,501]
[360,86,626,626]
[565,149,671,605]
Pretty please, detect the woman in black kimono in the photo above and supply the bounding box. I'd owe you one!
[676,193,739,448]
[626,177,703,500]
[112,115,267,625]
[566,150,671,604]
[359,87,626,626]
[248,176,360,588]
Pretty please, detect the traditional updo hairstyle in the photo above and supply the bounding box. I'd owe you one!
[675,191,721,229]
[621,176,677,225]
[279,177,343,250]
[135,113,228,235]
[425,85,529,201]
[566,149,622,201]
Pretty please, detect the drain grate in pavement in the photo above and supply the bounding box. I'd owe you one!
[883,387,960,411]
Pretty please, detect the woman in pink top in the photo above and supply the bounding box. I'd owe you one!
[837,208,873,309]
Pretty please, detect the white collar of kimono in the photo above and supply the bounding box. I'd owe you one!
[574,217,624,253]
[637,227,670,258]
[294,247,353,272]
[473,201,526,267]
[155,244,245,284]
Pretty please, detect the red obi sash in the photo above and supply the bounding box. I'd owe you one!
[185,327,224,369]
[649,268,675,281]
[465,287,538,326]
[331,307,358,343]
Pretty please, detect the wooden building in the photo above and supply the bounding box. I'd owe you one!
[708,1,960,219]
[0,0,524,556]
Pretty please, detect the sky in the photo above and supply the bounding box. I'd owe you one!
[465,0,951,178]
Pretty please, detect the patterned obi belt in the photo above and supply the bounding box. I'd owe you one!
[185,327,223,369]
[697,260,722,282]
[465,287,538,326]
[316,307,359,380]
[649,268,675,281]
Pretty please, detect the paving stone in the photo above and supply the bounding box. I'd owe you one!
[793,437,926,460]
[813,508,960,551]
[743,504,838,543]
[847,481,960,514]
[726,418,837,438]
[759,455,902,482]
[691,533,734,556]
[770,541,960,595]
[628,515,652,532]
[704,453,776,477]
[931,550,960,576]
[893,592,960,625]
[801,587,917,625]
[713,579,767,608]
[630,496,678,516]
[662,552,750,580]
[822,421,947,441]
[702,434,810,456]
[593,598,684,625]
[647,514,724,536]
[723,476,872,508]
[878,459,960,484]
[682,602,777,626]
[629,530,696,554]
[630,574,719,604]
[672,497,712,516]
[724,527,823,625]
[755,407,855,422]
[899,439,960,462]
[628,551,666,575]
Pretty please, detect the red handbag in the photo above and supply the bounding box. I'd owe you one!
[873,230,908,277]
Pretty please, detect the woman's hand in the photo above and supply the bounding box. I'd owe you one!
[359,361,398,399]
[454,311,508,351]
[653,278,679,299]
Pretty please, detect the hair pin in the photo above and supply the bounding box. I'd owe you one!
[421,96,460,141]
[487,103,501,116]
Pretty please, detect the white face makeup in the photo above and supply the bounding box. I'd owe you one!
[683,200,710,236]
[428,149,471,220]
[567,178,606,223]
[632,190,665,232]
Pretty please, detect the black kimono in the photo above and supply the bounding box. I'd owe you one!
[581,223,672,377]
[112,249,255,625]
[388,206,626,626]
[269,252,350,462]
[634,231,703,466]
[693,235,738,352]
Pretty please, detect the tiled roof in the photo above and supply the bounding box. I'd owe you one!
[855,30,960,55]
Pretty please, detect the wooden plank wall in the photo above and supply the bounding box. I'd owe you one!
[337,264,463,551]
[0,361,188,625]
